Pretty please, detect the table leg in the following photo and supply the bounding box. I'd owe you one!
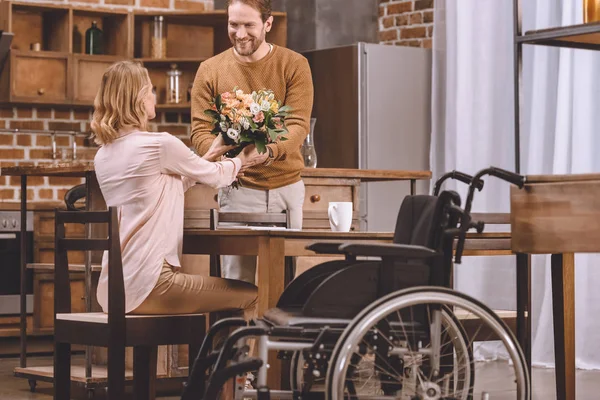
[410,179,416,195]
[516,253,531,377]
[551,253,575,400]
[20,176,27,368]
[256,236,285,390]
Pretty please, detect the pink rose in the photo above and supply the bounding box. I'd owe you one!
[253,111,265,123]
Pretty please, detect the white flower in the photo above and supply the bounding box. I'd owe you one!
[260,100,271,112]
[250,102,261,115]
[241,118,250,130]
[226,128,240,142]
[267,93,274,101]
[219,122,229,132]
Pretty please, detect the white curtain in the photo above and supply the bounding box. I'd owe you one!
[432,0,600,369]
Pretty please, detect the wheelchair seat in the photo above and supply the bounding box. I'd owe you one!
[263,307,352,328]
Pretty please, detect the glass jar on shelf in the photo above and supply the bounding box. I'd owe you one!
[166,63,182,104]
[151,15,167,59]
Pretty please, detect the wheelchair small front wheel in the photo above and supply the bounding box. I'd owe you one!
[326,286,530,400]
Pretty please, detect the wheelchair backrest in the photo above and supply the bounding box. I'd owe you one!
[393,194,456,251]
[299,191,462,318]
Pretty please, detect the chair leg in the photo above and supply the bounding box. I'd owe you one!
[284,256,295,286]
[133,346,158,400]
[54,341,71,400]
[108,344,126,400]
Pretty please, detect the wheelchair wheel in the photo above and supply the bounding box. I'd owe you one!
[326,287,530,400]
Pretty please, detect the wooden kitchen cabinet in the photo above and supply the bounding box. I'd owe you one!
[7,50,70,103]
[0,1,287,110]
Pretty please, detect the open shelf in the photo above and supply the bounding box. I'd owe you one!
[72,7,132,57]
[4,2,70,53]
[519,21,600,51]
[27,263,102,272]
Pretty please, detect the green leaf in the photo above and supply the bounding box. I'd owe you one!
[255,139,267,154]
[278,105,292,113]
[215,94,222,110]
[267,128,278,142]
[204,109,220,119]
[279,137,289,141]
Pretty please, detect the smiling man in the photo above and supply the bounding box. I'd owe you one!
[190,0,314,284]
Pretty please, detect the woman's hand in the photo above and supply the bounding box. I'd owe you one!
[236,145,269,172]
[202,135,236,162]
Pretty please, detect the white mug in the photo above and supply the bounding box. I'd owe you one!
[328,202,353,232]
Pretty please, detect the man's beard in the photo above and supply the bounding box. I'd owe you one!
[232,33,265,56]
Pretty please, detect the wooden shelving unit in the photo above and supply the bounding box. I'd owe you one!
[513,2,600,172]
[0,2,288,112]
[512,2,600,399]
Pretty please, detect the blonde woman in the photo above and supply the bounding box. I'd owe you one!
[91,61,258,317]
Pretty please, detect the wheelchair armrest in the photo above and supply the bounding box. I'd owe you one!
[338,243,440,259]
[306,242,346,255]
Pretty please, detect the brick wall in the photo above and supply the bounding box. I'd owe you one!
[0,0,213,205]
[378,0,434,48]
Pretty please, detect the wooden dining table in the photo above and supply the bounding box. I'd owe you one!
[182,229,394,317]
[182,228,394,388]
[510,173,600,400]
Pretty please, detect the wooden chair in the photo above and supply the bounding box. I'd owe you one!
[209,209,294,283]
[53,207,206,400]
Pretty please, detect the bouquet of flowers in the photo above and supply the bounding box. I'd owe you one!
[204,88,291,157]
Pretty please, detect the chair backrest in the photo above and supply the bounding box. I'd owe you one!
[208,209,291,278]
[63,183,87,211]
[209,209,290,230]
[54,207,124,322]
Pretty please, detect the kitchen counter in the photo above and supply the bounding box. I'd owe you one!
[1,162,431,182]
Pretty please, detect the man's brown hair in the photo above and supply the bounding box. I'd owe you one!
[227,0,272,22]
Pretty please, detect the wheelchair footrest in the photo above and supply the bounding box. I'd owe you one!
[203,358,264,399]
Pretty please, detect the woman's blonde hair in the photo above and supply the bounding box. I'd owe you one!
[91,61,152,145]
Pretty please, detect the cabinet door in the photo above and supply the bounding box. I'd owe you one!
[73,55,124,104]
[10,51,69,102]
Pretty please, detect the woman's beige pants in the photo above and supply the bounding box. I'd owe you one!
[131,261,258,319]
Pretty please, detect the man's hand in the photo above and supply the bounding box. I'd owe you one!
[236,145,269,171]
[202,135,236,162]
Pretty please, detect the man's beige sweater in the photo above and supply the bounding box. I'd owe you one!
[190,45,314,190]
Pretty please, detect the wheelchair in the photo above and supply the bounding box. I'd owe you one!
[182,167,530,400]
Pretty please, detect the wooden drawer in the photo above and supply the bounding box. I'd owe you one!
[304,184,355,211]
[9,51,69,102]
[73,55,125,103]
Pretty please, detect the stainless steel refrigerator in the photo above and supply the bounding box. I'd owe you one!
[302,42,432,231]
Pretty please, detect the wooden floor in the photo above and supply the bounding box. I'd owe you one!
[0,356,180,400]
[1,355,600,399]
